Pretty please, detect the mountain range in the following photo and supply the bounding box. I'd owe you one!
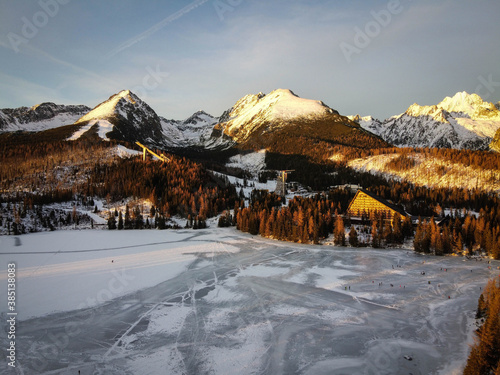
[350,92,500,150]
[1,89,499,152]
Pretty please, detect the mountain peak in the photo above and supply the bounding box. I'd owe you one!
[75,90,141,124]
[71,90,164,144]
[438,91,486,116]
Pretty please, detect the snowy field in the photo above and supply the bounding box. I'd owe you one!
[1,228,499,375]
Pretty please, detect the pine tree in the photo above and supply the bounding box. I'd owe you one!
[348,226,358,247]
[107,214,116,230]
[383,220,393,245]
[334,216,345,246]
[124,205,132,230]
[118,211,124,230]
[371,219,380,248]
[392,214,403,244]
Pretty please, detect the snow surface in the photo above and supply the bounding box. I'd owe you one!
[114,145,142,158]
[226,150,267,175]
[1,228,498,375]
[0,230,239,320]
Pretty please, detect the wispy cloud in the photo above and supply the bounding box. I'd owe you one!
[104,0,210,59]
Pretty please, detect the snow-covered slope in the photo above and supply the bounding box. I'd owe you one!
[348,152,500,194]
[0,102,90,133]
[348,115,384,135]
[352,92,500,150]
[217,89,341,144]
[225,149,267,175]
[160,111,232,149]
[71,90,164,145]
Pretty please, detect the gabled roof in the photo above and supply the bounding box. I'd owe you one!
[348,189,408,217]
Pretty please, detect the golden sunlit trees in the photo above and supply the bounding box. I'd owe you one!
[464,279,500,374]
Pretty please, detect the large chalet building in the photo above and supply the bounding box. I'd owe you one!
[347,189,408,221]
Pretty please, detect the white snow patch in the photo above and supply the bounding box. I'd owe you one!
[311,266,357,291]
[67,119,114,141]
[226,150,266,174]
[115,145,142,158]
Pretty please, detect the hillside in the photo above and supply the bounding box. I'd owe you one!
[345,150,500,194]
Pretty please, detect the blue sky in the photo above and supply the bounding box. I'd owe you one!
[1,0,500,120]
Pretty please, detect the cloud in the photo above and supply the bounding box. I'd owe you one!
[104,0,211,59]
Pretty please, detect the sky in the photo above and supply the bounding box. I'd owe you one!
[1,0,500,121]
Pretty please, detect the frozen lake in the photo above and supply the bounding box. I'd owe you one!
[1,228,499,375]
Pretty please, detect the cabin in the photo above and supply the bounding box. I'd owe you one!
[347,189,408,221]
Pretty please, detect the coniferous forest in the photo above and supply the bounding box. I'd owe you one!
[0,135,237,234]
[225,185,500,259]
[464,278,500,374]
[2,129,500,259]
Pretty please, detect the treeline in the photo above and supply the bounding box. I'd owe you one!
[464,279,500,374]
[232,192,334,244]
[88,156,237,220]
[221,190,413,246]
[366,181,500,217]
[413,211,500,259]
[1,135,239,232]
[0,199,94,235]
[224,187,500,258]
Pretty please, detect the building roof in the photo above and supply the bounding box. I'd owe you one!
[349,189,408,217]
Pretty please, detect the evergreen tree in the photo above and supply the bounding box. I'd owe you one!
[107,214,116,230]
[334,216,345,246]
[371,219,380,248]
[348,226,358,247]
[118,211,124,230]
[124,205,132,230]
[392,214,404,244]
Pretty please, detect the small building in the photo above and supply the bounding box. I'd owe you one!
[347,189,408,221]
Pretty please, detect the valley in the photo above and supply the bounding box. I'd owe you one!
[1,88,500,375]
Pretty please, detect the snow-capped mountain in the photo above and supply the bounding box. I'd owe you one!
[214,88,376,149]
[160,111,232,149]
[217,89,338,143]
[71,90,164,145]
[0,102,90,132]
[352,92,500,150]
